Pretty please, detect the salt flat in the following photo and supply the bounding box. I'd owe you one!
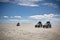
[0,24,60,40]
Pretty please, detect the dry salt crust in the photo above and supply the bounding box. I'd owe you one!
[0,24,60,40]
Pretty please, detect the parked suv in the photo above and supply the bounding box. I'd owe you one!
[43,21,51,28]
[16,22,20,26]
[35,21,42,28]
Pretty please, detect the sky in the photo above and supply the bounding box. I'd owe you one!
[0,0,60,24]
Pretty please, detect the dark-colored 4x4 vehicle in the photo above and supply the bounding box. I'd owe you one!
[16,22,20,26]
[35,21,42,28]
[43,21,51,28]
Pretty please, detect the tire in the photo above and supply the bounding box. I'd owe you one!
[35,25,37,28]
[38,25,40,28]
